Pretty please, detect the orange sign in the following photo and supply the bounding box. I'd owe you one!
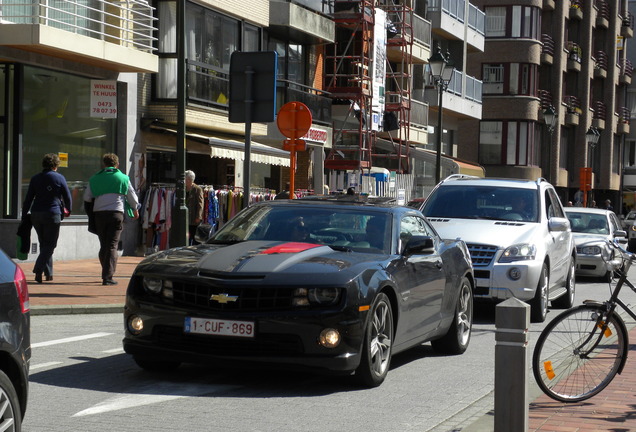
[580,167,592,192]
[277,102,312,139]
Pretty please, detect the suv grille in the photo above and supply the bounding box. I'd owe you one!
[466,244,498,267]
[171,282,295,311]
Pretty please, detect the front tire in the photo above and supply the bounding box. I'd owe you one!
[355,293,393,387]
[532,305,627,402]
[0,369,22,432]
[431,277,473,354]
[531,263,549,323]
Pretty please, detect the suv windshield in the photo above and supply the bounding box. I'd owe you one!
[423,185,539,223]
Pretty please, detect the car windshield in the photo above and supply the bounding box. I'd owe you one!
[422,185,539,222]
[210,205,392,254]
[566,212,609,235]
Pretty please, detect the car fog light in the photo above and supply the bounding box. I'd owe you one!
[508,267,522,281]
[128,315,144,335]
[319,328,340,348]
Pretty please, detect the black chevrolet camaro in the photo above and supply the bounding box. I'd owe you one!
[123,197,474,387]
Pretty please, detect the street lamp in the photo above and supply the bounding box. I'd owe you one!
[429,45,455,184]
[542,105,558,183]
[584,126,601,207]
[543,105,557,134]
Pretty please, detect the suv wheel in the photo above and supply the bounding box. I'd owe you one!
[531,264,549,323]
[0,369,21,431]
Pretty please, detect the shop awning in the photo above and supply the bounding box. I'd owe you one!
[147,124,290,167]
[208,136,290,167]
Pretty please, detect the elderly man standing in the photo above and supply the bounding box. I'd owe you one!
[84,153,139,285]
[185,170,204,245]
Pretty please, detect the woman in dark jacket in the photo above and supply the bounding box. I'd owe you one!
[21,153,72,283]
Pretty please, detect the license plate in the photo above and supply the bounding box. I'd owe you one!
[184,317,255,338]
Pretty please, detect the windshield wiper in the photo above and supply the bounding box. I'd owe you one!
[330,245,352,252]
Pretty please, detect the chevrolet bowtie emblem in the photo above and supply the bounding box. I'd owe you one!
[210,293,238,304]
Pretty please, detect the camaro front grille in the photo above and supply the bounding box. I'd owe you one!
[466,244,498,267]
[171,282,296,311]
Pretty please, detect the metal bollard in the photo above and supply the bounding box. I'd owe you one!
[494,297,530,432]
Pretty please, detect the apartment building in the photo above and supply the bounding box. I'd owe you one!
[464,0,633,208]
[0,0,158,259]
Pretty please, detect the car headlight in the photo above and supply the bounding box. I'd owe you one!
[631,225,636,232]
[578,245,602,255]
[499,244,536,263]
[293,287,342,306]
[143,277,163,294]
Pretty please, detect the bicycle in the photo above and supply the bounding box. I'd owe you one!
[532,242,636,402]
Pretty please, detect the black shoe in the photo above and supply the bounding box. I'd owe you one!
[46,275,53,281]
[102,279,118,286]
[34,273,42,284]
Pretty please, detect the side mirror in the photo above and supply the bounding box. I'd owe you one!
[403,235,435,256]
[194,224,213,244]
[548,217,570,232]
[614,229,627,238]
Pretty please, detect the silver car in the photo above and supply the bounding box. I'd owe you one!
[565,207,626,282]
[420,176,576,322]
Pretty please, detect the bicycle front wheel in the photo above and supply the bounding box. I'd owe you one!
[532,304,627,402]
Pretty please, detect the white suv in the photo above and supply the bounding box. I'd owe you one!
[420,176,576,322]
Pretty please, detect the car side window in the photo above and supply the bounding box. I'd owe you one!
[400,215,431,251]
[545,189,565,219]
[610,214,621,231]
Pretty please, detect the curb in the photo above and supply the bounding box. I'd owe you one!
[30,304,125,316]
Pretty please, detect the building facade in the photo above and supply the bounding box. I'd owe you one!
[465,0,633,208]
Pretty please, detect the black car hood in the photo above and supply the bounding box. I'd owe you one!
[138,241,386,278]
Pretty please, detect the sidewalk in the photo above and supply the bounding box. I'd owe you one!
[20,256,636,431]
[23,256,143,315]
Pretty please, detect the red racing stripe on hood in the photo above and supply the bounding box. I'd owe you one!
[260,242,321,254]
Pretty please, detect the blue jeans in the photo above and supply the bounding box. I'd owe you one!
[30,211,61,277]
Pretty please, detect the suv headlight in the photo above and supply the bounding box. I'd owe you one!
[579,245,602,255]
[499,244,536,263]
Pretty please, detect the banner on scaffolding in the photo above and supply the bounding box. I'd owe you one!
[371,9,387,132]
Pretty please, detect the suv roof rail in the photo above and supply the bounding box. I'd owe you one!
[441,174,479,183]
[536,177,548,185]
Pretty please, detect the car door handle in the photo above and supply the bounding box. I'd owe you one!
[435,261,443,269]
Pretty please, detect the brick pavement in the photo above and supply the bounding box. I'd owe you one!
[17,255,636,431]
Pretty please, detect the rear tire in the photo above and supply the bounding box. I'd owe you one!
[0,369,21,432]
[431,277,473,354]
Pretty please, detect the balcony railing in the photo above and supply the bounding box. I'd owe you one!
[0,0,156,52]
[622,59,634,77]
[623,11,634,30]
[538,89,554,109]
[593,100,607,121]
[295,0,334,14]
[446,71,483,104]
[564,95,582,114]
[186,60,332,125]
[566,41,582,63]
[276,80,332,125]
[412,13,431,48]
[467,2,485,35]
[594,51,608,71]
[596,0,610,22]
[619,106,631,124]
[428,0,485,35]
[541,34,555,56]
[410,99,428,129]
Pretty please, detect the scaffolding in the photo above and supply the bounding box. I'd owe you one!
[324,0,414,174]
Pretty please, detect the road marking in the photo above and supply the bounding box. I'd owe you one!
[102,348,124,354]
[30,361,63,371]
[32,332,114,348]
[72,383,240,417]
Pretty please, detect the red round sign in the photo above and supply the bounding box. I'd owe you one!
[276,102,312,139]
